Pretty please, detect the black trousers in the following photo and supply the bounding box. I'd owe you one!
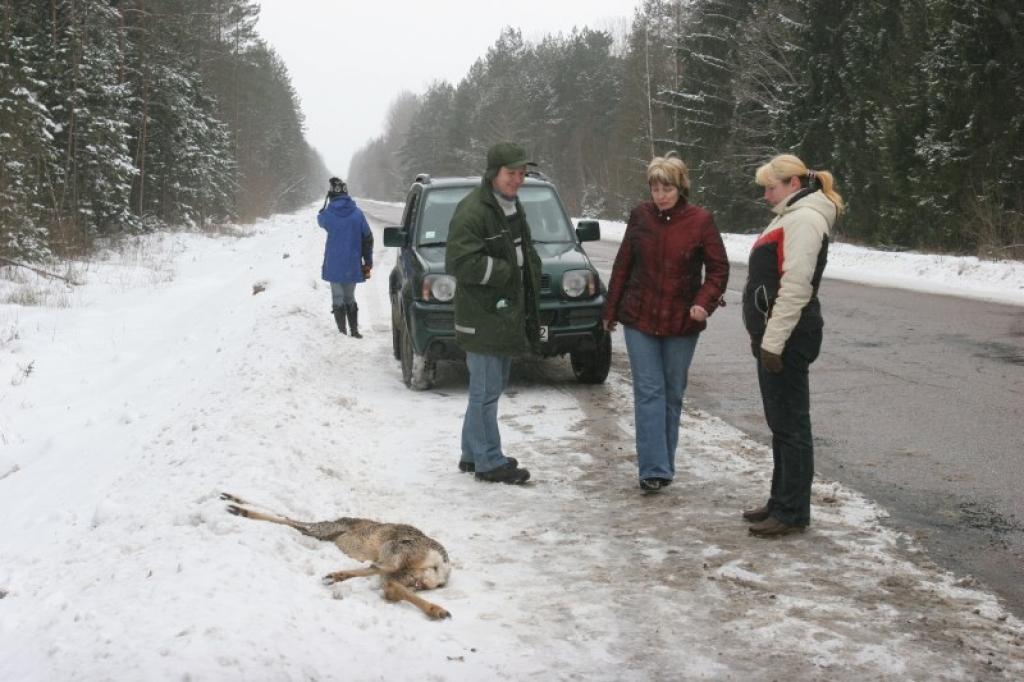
[753,329,821,527]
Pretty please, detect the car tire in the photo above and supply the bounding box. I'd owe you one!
[400,319,437,390]
[570,329,611,384]
[390,291,402,360]
[391,318,401,360]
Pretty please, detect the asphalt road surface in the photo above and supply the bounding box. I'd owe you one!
[364,200,1024,618]
[583,237,1024,619]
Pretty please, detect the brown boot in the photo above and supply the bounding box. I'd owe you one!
[748,517,806,538]
[742,505,770,523]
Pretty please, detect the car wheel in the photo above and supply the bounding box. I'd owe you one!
[400,319,436,390]
[570,329,611,384]
[391,317,401,360]
[390,292,402,360]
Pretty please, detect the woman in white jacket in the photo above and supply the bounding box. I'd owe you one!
[741,154,844,537]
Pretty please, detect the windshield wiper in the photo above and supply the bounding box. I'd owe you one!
[418,241,447,247]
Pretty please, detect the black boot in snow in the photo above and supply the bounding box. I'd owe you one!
[347,303,362,339]
[331,306,348,335]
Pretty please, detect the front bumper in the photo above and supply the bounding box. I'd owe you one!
[408,295,605,360]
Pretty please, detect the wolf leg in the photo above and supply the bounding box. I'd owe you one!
[223,497,310,534]
[383,579,451,620]
[322,566,383,584]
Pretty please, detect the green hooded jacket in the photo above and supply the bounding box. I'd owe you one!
[445,180,542,356]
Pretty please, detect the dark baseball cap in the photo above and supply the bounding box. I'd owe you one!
[486,142,536,170]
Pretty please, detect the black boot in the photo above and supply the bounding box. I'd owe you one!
[347,303,362,339]
[331,305,348,335]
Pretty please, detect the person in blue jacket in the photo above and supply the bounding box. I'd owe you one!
[317,177,373,338]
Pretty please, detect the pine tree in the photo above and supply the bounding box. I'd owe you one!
[66,0,136,237]
[724,1,810,228]
[470,28,534,145]
[1,0,320,260]
[915,0,1024,251]
[605,0,681,218]
[532,28,622,216]
[400,81,460,180]
[0,4,55,259]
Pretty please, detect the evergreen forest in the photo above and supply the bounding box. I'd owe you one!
[1,0,327,262]
[2,0,1021,262]
[349,0,1023,256]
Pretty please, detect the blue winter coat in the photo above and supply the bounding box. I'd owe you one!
[317,195,373,283]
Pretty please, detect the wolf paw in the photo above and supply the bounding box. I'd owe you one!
[225,504,247,517]
[322,571,351,585]
[427,605,452,620]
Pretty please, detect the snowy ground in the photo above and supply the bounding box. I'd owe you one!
[592,218,1024,307]
[1,202,1023,681]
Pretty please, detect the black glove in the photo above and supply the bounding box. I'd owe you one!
[760,348,783,374]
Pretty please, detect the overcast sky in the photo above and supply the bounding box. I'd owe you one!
[255,1,639,179]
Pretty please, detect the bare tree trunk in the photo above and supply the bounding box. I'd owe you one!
[2,0,11,62]
[63,0,79,222]
[233,20,240,163]
[0,0,9,202]
[116,1,125,84]
[672,0,683,149]
[50,0,57,50]
[644,21,655,158]
[0,256,80,284]
[134,0,148,216]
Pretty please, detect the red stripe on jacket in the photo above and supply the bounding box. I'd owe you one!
[752,227,785,276]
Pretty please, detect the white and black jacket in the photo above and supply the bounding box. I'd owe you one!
[742,189,837,354]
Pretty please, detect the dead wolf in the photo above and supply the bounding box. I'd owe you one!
[221,492,451,619]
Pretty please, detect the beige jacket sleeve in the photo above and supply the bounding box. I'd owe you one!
[761,208,829,355]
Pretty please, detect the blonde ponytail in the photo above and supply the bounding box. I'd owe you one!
[756,154,844,214]
[809,169,844,214]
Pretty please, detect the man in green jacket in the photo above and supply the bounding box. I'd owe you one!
[445,142,542,485]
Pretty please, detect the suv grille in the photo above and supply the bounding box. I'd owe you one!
[540,273,551,294]
[568,309,600,326]
[538,309,600,328]
[424,312,454,329]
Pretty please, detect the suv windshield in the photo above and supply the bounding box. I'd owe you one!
[415,185,576,246]
[417,188,468,246]
[518,186,575,243]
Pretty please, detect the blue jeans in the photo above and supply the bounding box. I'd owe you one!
[624,326,699,481]
[460,352,513,473]
[330,282,357,309]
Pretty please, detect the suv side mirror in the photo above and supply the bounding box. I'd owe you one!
[575,220,600,242]
[383,227,408,247]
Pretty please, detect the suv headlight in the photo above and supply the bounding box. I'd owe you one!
[562,269,596,299]
[421,274,456,302]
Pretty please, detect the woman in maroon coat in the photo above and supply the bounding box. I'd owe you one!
[602,154,729,492]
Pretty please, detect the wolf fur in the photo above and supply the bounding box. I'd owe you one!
[221,492,451,619]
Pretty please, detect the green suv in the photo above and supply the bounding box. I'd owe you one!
[383,173,611,390]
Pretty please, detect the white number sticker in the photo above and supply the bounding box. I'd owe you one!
[539,326,549,342]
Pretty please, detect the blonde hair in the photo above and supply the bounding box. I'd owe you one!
[647,154,690,199]
[755,153,844,213]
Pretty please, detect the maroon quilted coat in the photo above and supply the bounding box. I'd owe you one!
[602,199,729,337]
